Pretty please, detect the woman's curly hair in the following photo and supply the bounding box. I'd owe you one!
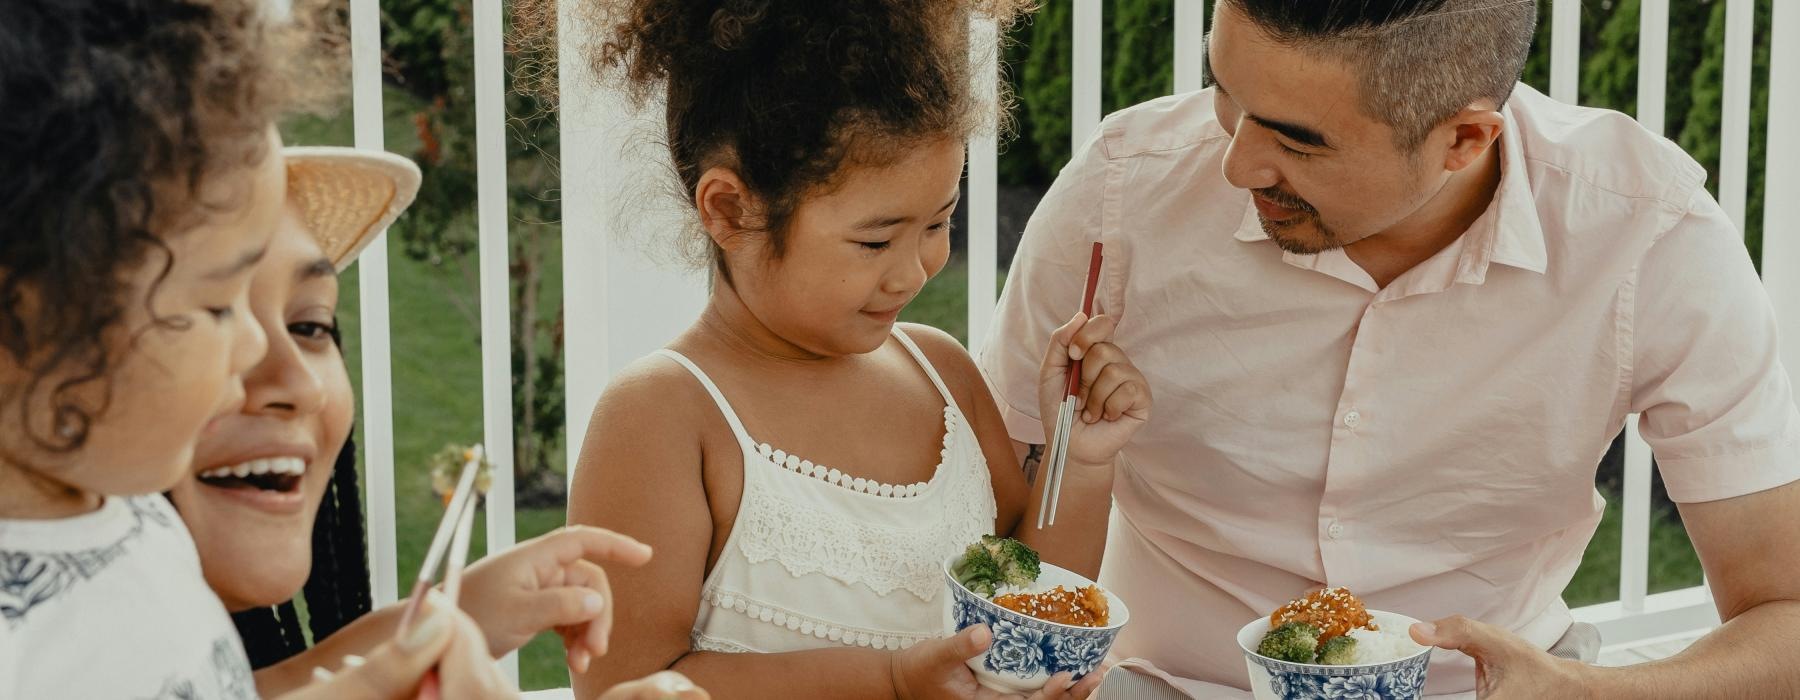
[0,0,341,453]
[577,0,1030,280]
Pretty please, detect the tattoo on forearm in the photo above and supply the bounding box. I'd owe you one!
[1024,444,1044,485]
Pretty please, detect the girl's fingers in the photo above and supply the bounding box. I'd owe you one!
[1067,314,1118,361]
[1041,313,1090,378]
[1068,670,1105,698]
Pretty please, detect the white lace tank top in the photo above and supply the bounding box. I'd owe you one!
[655,328,998,654]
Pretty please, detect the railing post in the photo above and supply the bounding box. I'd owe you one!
[967,17,999,352]
[349,0,400,609]
[1720,0,1756,233]
[1073,0,1103,152]
[1550,0,1580,103]
[472,0,519,682]
[1173,0,1208,93]
[1766,0,1800,389]
[1616,0,1672,618]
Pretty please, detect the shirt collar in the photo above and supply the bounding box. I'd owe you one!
[1232,102,1549,281]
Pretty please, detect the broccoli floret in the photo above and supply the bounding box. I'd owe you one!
[1257,622,1322,663]
[954,536,1043,596]
[989,536,1041,588]
[954,545,1003,596]
[1317,635,1358,665]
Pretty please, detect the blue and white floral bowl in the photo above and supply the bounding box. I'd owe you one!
[943,554,1130,693]
[1235,610,1432,700]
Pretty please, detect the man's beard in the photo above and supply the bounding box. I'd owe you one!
[1254,187,1342,255]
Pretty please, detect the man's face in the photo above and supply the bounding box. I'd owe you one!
[1207,2,1448,254]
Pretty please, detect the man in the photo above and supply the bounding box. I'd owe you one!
[980,0,1800,697]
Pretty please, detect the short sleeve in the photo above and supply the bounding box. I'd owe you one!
[1630,189,1800,502]
[977,127,1116,445]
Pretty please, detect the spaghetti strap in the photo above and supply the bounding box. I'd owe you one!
[654,349,757,450]
[889,327,958,407]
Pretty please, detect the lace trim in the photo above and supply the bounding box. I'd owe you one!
[754,407,957,499]
[734,415,997,600]
[700,588,931,651]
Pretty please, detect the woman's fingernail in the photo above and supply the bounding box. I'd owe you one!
[312,666,334,683]
[341,654,365,668]
[584,592,605,614]
[1414,622,1437,639]
[401,606,449,651]
[655,674,697,692]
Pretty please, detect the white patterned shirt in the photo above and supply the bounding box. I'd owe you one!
[0,495,257,699]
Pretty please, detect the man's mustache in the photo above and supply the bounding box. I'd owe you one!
[1253,187,1316,214]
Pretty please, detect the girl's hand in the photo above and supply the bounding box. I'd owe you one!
[457,526,653,671]
[891,626,1105,700]
[283,594,515,700]
[597,671,710,700]
[1036,313,1152,468]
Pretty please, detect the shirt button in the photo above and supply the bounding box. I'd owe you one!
[1327,521,1346,539]
[1343,410,1362,428]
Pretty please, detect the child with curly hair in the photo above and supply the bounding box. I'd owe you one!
[566,1,1153,698]
[0,2,501,697]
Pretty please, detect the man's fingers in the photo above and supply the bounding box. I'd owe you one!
[1413,616,1513,660]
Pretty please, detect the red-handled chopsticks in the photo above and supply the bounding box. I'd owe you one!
[1037,242,1104,529]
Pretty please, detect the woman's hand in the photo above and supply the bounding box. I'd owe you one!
[1036,313,1152,468]
[597,671,711,700]
[457,526,654,671]
[280,593,515,700]
[891,626,1105,700]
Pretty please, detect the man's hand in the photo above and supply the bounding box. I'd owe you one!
[1411,616,1595,699]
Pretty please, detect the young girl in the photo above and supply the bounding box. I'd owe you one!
[0,1,294,696]
[567,1,1152,698]
[0,4,498,697]
[164,146,704,700]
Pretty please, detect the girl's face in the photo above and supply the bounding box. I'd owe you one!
[2,134,284,501]
[726,137,965,356]
[168,205,354,611]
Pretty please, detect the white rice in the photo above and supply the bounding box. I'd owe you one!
[1345,627,1427,665]
[991,581,1057,597]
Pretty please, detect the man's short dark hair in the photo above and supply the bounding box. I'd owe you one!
[1226,0,1538,150]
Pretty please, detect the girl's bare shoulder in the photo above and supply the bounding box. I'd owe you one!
[895,322,986,403]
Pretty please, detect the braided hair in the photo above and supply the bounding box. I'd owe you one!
[231,430,374,668]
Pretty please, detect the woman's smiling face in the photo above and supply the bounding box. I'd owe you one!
[167,203,354,611]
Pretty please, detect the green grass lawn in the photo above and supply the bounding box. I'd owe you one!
[287,97,1703,688]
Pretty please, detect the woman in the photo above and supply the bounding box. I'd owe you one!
[166,146,707,699]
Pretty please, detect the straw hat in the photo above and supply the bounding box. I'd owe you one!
[284,146,422,270]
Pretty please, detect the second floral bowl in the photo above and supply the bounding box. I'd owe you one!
[942,554,1131,693]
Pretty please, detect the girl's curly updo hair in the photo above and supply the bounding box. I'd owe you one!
[588,0,1028,280]
[0,0,339,453]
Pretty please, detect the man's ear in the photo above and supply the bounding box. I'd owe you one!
[1440,107,1505,173]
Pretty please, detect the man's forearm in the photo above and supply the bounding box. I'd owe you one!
[1585,599,1800,698]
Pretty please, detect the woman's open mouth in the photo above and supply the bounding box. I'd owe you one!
[196,457,309,512]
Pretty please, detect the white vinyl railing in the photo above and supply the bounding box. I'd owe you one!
[336,1,1800,690]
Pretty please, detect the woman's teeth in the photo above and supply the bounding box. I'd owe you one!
[198,456,306,480]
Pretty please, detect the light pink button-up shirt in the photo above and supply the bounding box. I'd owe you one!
[979,84,1800,697]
